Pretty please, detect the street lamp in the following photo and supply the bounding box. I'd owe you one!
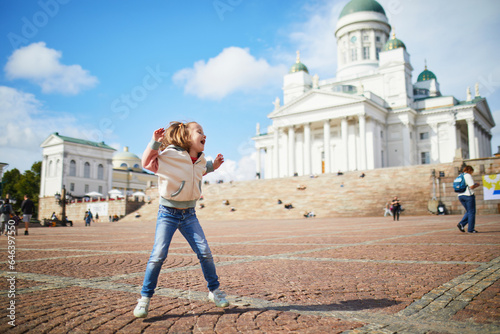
[54,186,72,221]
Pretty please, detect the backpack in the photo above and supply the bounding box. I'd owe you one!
[453,173,468,193]
[1,204,11,214]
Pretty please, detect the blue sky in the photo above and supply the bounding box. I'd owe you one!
[1,0,499,182]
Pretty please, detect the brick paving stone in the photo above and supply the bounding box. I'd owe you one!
[0,214,498,333]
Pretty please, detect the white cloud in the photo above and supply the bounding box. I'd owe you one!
[203,152,257,183]
[4,42,98,95]
[173,46,287,100]
[0,86,91,171]
[281,0,345,77]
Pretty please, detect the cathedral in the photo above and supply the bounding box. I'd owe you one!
[253,0,495,179]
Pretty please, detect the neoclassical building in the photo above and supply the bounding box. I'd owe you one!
[40,133,156,198]
[253,0,495,179]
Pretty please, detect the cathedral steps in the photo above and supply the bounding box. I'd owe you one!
[124,157,500,222]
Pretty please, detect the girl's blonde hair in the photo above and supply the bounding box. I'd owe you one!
[160,121,197,151]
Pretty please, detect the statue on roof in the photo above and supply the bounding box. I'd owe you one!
[273,97,280,110]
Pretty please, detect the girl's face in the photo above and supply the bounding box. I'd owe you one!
[188,123,206,156]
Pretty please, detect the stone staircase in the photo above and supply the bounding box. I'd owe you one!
[122,157,500,222]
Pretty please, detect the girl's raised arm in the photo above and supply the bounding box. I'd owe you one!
[142,128,164,173]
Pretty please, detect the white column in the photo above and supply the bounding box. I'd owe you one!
[304,123,311,176]
[40,155,48,197]
[467,119,476,159]
[288,126,296,176]
[323,120,331,174]
[359,114,367,170]
[107,159,113,194]
[480,128,486,158]
[273,127,279,178]
[283,130,289,177]
[403,122,411,166]
[429,123,439,164]
[448,119,457,161]
[256,148,261,179]
[366,118,375,169]
[341,117,348,171]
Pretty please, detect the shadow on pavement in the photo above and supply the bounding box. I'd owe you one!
[143,298,399,323]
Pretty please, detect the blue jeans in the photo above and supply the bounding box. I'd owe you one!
[458,195,476,232]
[140,206,220,297]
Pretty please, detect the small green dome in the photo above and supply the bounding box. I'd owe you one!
[417,66,437,82]
[339,0,386,18]
[289,51,309,74]
[383,33,406,51]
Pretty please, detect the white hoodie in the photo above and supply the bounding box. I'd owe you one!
[142,141,214,208]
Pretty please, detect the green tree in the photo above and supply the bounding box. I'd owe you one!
[2,161,41,216]
[2,168,21,203]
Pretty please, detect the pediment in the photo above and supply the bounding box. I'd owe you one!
[269,90,366,118]
[475,99,496,127]
[40,134,63,148]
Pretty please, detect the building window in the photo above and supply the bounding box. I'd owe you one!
[419,132,429,140]
[134,164,140,169]
[85,184,89,193]
[97,164,104,180]
[421,152,430,164]
[380,130,384,138]
[84,162,91,178]
[376,36,381,42]
[120,163,128,168]
[48,160,53,177]
[69,160,76,176]
[351,49,357,61]
[98,186,103,194]
[376,47,381,60]
[363,47,370,60]
[70,183,75,192]
[363,35,369,41]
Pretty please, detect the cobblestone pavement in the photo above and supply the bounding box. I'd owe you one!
[0,214,499,333]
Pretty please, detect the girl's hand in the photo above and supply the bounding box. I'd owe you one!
[153,128,165,142]
[213,154,224,170]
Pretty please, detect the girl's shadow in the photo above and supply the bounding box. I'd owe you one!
[144,298,400,322]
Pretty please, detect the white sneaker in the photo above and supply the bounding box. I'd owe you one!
[133,296,150,318]
[208,288,229,307]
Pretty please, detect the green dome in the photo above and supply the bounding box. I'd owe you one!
[289,62,309,74]
[289,51,309,74]
[417,66,437,82]
[339,0,386,18]
[383,33,406,51]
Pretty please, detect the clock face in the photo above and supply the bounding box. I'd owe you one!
[350,36,357,43]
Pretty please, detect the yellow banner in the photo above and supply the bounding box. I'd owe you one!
[482,174,500,200]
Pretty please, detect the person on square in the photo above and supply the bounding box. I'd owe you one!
[456,165,480,233]
[133,121,228,318]
[84,210,93,226]
[21,194,35,235]
[383,202,393,217]
[0,199,14,235]
[391,196,401,221]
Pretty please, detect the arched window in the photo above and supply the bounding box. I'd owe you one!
[84,162,91,178]
[69,160,76,176]
[56,159,61,176]
[133,163,140,169]
[48,160,53,177]
[97,164,104,180]
[120,163,128,168]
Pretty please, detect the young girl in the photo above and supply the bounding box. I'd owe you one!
[134,121,228,318]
